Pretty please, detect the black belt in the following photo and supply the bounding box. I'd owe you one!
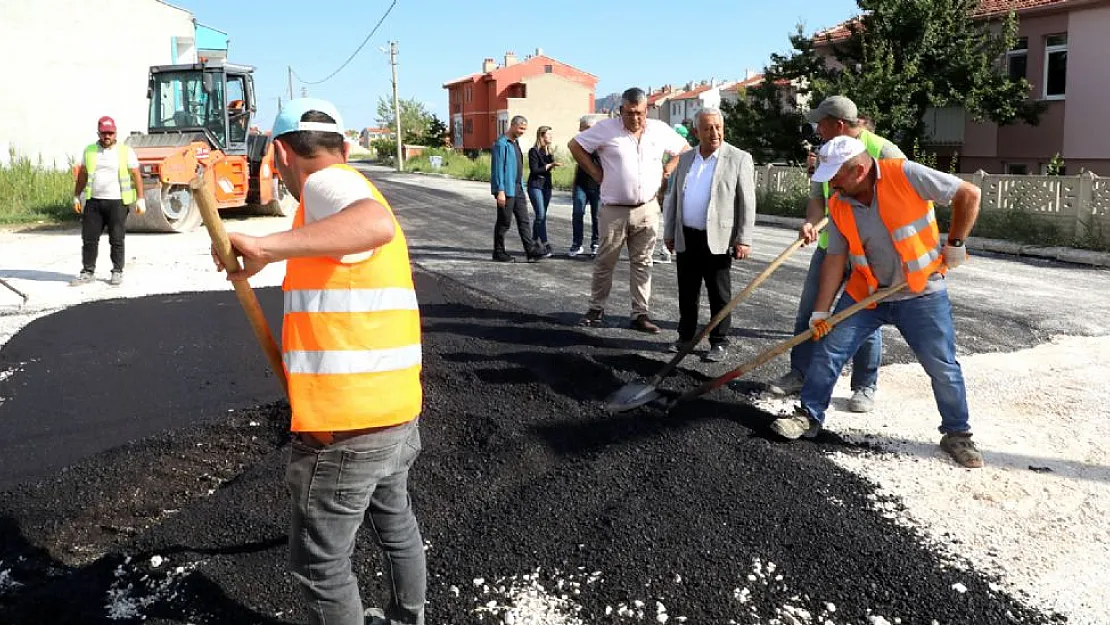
[606,202,647,208]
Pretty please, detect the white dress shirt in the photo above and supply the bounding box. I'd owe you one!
[681,149,719,230]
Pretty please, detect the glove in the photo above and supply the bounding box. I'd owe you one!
[73,196,83,214]
[134,198,147,215]
[943,242,967,269]
[809,311,831,341]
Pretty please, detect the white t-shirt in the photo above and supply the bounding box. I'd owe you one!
[301,166,377,263]
[89,145,139,200]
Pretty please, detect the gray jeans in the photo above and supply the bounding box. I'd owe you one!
[285,418,426,625]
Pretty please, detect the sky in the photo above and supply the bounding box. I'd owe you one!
[171,0,861,132]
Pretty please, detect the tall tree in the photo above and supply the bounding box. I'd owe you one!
[424,114,449,147]
[375,96,433,146]
[773,0,1043,150]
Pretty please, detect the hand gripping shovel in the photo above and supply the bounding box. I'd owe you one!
[657,281,908,413]
[604,218,828,413]
[190,175,289,398]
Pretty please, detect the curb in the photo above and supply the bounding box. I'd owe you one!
[756,214,1110,269]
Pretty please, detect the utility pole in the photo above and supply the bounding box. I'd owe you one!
[390,41,404,172]
[287,66,294,101]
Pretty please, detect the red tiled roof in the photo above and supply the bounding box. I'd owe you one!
[670,84,715,100]
[815,0,1071,42]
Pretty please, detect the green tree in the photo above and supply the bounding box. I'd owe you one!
[376,96,433,146]
[721,79,808,165]
[424,114,449,147]
[774,0,1043,150]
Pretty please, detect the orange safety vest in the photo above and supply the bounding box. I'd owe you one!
[828,159,946,306]
[282,164,422,432]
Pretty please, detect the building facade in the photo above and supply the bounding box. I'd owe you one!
[1,0,229,169]
[443,50,597,153]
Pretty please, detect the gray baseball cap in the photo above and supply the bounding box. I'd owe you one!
[806,95,859,124]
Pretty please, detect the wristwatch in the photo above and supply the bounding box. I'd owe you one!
[948,238,964,247]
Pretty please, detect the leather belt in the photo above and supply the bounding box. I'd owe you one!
[296,423,403,447]
[606,202,647,208]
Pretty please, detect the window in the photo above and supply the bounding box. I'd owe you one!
[464,119,473,134]
[1044,34,1067,99]
[544,64,553,73]
[1007,37,1028,81]
[1005,163,1028,175]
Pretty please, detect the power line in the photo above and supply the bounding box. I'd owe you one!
[292,0,399,86]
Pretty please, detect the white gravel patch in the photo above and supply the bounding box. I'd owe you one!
[106,555,199,620]
[821,335,1110,624]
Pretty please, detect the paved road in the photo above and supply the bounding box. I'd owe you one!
[358,164,1110,371]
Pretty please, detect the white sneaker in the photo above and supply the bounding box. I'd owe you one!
[567,245,584,257]
[590,243,599,256]
[848,387,876,413]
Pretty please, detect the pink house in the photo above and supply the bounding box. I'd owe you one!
[818,0,1110,175]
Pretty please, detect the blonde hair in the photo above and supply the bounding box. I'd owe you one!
[534,125,553,155]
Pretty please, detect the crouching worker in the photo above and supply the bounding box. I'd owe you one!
[768,136,985,469]
[213,98,427,623]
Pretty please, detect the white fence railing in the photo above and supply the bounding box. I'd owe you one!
[756,165,1110,243]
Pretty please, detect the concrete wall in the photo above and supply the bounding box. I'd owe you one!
[0,0,196,169]
[507,74,593,162]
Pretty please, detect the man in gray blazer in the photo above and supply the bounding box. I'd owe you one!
[662,108,756,362]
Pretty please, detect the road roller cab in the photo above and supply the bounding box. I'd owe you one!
[121,59,291,232]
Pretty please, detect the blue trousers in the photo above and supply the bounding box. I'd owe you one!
[800,290,971,434]
[528,186,552,244]
[790,246,882,390]
[571,184,600,249]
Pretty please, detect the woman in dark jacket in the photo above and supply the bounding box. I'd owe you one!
[527,125,560,255]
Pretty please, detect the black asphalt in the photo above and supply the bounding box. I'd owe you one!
[0,167,1085,624]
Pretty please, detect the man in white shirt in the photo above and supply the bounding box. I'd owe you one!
[662,108,757,362]
[70,116,145,286]
[569,88,690,333]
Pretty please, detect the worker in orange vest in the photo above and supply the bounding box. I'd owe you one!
[214,98,426,625]
[769,135,985,469]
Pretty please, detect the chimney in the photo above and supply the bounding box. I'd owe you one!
[504,51,518,67]
[534,47,544,57]
[482,58,497,73]
[745,68,755,81]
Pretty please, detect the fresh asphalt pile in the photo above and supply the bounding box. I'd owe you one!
[0,272,1061,624]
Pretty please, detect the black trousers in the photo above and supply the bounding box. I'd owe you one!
[493,192,538,256]
[81,198,128,273]
[676,227,733,345]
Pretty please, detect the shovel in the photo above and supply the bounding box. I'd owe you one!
[607,280,908,413]
[190,175,289,398]
[604,217,828,413]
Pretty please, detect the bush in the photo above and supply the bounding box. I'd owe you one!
[0,147,74,225]
[404,149,576,189]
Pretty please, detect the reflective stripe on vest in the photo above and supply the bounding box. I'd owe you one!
[819,129,889,249]
[84,144,137,204]
[827,159,946,307]
[281,163,422,432]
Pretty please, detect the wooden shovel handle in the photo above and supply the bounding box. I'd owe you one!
[650,217,829,385]
[672,280,909,406]
[190,176,289,398]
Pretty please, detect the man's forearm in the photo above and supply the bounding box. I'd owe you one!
[73,169,87,196]
[947,183,981,241]
[568,141,602,182]
[259,201,396,262]
[131,169,144,199]
[813,252,848,313]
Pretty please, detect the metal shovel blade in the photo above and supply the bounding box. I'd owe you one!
[605,379,664,413]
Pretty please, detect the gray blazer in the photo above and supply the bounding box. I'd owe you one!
[662,142,756,255]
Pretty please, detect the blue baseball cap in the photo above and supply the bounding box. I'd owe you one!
[272,98,345,139]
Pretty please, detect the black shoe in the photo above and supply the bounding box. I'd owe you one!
[703,343,728,363]
[578,308,604,327]
[492,252,515,263]
[630,315,661,334]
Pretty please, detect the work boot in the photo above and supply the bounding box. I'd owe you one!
[109,271,123,287]
[630,314,661,334]
[69,271,94,287]
[578,308,604,327]
[848,387,876,413]
[767,370,804,396]
[703,343,728,363]
[940,432,984,468]
[492,252,515,263]
[770,408,820,440]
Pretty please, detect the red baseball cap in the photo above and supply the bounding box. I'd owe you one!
[97,116,117,133]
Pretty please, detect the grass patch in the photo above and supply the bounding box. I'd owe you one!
[405,148,575,190]
[0,148,75,226]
